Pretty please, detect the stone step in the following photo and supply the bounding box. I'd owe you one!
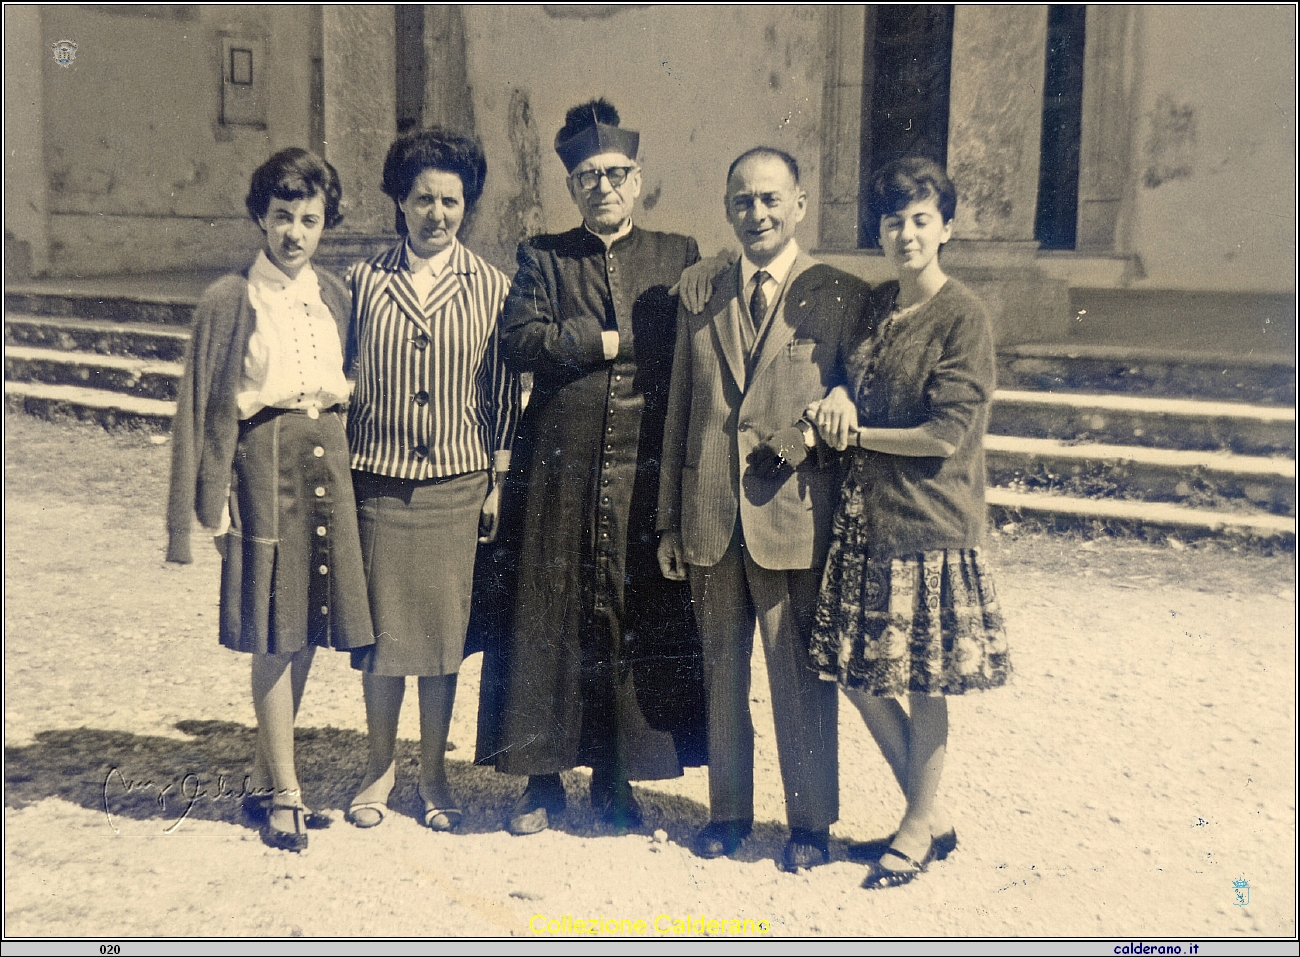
[5,314,191,362]
[5,380,176,432]
[4,288,197,327]
[5,346,182,402]
[990,389,1296,456]
[998,343,1296,405]
[985,435,1295,517]
[987,487,1295,544]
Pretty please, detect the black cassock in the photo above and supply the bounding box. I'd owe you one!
[473,226,707,780]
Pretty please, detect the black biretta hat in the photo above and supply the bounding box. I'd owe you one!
[555,101,639,172]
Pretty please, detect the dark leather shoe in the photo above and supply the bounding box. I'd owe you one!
[693,820,752,859]
[781,828,830,872]
[591,776,644,834]
[508,776,566,836]
[593,791,644,834]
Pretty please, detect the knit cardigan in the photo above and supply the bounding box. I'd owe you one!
[843,277,996,558]
[165,265,352,563]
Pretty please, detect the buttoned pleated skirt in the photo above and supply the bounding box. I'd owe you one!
[349,469,489,677]
[219,408,374,655]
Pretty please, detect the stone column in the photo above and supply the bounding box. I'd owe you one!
[317,5,398,272]
[817,5,867,249]
[944,5,1070,343]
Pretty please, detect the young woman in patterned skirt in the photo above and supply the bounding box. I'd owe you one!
[804,156,1011,889]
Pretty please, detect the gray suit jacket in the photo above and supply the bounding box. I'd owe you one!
[658,251,870,570]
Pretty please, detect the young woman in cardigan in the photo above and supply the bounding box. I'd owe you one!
[166,148,373,852]
[805,156,1011,889]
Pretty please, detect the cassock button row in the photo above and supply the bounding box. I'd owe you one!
[313,446,325,457]
[316,526,328,537]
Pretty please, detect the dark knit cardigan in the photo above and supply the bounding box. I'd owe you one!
[844,277,996,558]
[165,265,352,564]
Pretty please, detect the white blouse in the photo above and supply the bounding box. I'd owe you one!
[237,250,350,419]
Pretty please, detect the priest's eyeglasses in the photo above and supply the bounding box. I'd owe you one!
[572,166,636,191]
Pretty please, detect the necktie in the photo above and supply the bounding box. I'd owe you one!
[749,270,770,328]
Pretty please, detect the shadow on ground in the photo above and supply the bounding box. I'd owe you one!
[4,720,883,865]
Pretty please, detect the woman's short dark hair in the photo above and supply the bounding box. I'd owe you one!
[866,156,957,224]
[245,148,343,229]
[381,127,488,235]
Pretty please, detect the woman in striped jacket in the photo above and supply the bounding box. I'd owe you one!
[343,129,520,832]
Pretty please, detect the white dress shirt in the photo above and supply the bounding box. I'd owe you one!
[404,239,457,304]
[237,250,349,419]
[740,239,800,327]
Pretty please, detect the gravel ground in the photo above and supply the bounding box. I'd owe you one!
[4,413,1296,939]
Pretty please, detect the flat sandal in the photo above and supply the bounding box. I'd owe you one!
[260,804,309,853]
[861,840,935,890]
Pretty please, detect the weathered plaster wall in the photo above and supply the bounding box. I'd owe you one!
[458,5,827,272]
[4,6,49,278]
[1126,5,1296,293]
[35,5,318,276]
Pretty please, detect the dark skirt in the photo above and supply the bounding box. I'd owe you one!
[810,475,1010,695]
[349,469,488,677]
[219,407,373,655]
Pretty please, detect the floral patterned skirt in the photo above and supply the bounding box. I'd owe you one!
[809,491,1010,696]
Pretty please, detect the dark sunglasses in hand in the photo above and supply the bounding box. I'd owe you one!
[571,166,636,190]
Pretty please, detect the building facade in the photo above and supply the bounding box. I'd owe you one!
[5,5,1295,348]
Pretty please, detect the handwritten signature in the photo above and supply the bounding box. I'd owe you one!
[102,767,271,834]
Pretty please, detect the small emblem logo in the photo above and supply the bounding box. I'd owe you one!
[50,39,77,68]
[1232,878,1250,906]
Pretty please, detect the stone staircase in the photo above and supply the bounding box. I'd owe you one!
[5,281,1296,545]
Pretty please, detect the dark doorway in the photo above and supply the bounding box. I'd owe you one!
[859,5,955,248]
[396,5,426,134]
[1035,6,1086,250]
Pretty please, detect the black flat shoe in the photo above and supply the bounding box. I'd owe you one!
[693,820,752,859]
[243,794,331,830]
[260,805,309,853]
[850,828,957,863]
[861,840,935,890]
[781,828,830,872]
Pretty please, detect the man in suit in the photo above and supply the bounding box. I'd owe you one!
[657,147,868,871]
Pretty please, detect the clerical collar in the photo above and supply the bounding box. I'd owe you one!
[741,239,799,290]
[586,219,633,248]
